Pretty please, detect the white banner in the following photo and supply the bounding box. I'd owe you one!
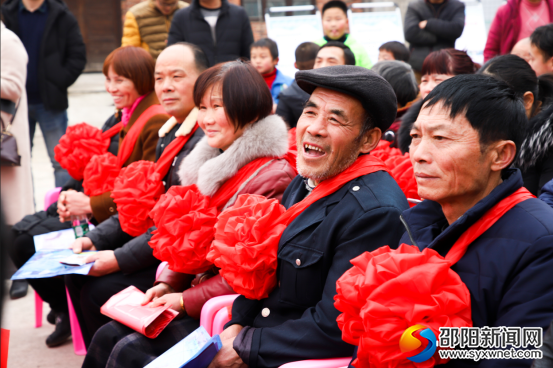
[455,1,487,64]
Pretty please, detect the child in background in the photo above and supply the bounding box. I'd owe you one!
[529,24,553,76]
[250,38,293,105]
[378,41,410,62]
[314,0,372,69]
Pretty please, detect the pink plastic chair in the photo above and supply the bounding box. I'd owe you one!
[279,358,351,368]
[199,294,239,336]
[156,262,168,279]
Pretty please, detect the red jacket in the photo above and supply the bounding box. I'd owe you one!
[155,157,297,319]
[484,0,553,62]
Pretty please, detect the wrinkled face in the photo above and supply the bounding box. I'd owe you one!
[409,103,494,205]
[197,84,247,151]
[155,0,178,15]
[420,73,454,99]
[296,87,366,182]
[322,8,348,40]
[314,47,346,68]
[155,46,199,121]
[105,66,140,110]
[529,43,553,76]
[250,47,278,75]
[378,50,395,61]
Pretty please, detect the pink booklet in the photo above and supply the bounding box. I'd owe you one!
[100,286,179,339]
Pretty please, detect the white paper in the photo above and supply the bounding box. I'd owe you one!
[33,225,95,252]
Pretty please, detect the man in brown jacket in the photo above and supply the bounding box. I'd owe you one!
[122,0,188,59]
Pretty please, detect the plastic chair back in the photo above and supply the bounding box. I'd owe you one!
[199,294,239,336]
[279,358,352,368]
[156,262,168,279]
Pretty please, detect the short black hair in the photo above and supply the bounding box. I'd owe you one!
[372,60,418,107]
[422,74,527,154]
[322,0,348,15]
[379,41,410,62]
[251,38,279,60]
[531,24,553,62]
[319,41,356,66]
[296,42,320,63]
[172,42,209,73]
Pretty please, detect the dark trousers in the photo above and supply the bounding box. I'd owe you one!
[82,317,200,368]
[65,265,158,348]
[10,226,70,313]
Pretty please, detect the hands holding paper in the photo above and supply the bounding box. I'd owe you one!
[208,324,247,368]
[70,237,96,253]
[84,251,120,276]
[141,283,185,315]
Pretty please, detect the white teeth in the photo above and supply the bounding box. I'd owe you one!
[304,144,324,153]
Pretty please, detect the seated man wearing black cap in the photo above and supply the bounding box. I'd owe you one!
[209,66,410,367]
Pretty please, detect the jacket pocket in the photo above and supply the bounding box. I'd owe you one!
[278,243,324,308]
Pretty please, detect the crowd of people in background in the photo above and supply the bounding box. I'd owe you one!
[1,0,553,367]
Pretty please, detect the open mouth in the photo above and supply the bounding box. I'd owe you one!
[303,143,326,158]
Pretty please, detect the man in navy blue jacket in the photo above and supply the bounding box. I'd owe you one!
[208,66,409,368]
[399,74,553,367]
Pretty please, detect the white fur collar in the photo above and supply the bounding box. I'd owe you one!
[158,108,199,138]
[177,114,289,196]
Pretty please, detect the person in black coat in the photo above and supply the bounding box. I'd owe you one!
[404,0,465,73]
[167,0,253,67]
[209,66,409,368]
[1,0,86,186]
[64,43,207,348]
[397,75,553,367]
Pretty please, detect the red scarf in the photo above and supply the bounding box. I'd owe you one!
[262,68,277,90]
[149,155,288,274]
[82,104,166,198]
[208,154,390,300]
[335,187,535,368]
[111,124,200,237]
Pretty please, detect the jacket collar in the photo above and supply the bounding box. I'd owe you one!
[190,0,229,16]
[158,108,199,138]
[401,168,524,256]
[177,114,289,196]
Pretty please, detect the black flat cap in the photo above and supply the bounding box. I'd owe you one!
[296,65,398,131]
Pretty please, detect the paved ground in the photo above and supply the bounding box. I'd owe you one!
[2,73,113,368]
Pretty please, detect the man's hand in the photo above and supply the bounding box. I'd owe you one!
[141,283,175,305]
[85,250,120,277]
[219,324,243,342]
[70,237,96,253]
[147,292,185,314]
[57,190,92,220]
[207,337,248,368]
[419,20,428,29]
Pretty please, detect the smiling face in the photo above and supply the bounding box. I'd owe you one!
[155,46,199,122]
[296,87,380,183]
[322,8,348,40]
[250,47,278,75]
[409,102,514,221]
[197,84,247,151]
[105,66,141,109]
[155,0,178,15]
[420,73,454,99]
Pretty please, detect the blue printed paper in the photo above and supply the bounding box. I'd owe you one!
[144,326,222,368]
[11,250,94,280]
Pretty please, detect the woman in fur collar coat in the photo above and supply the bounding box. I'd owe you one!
[82,60,296,368]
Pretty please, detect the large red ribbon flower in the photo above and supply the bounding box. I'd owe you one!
[82,153,120,197]
[54,123,110,180]
[334,244,472,368]
[372,141,420,204]
[149,186,218,274]
[207,195,287,300]
[111,160,166,237]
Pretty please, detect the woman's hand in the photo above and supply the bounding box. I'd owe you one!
[141,283,175,305]
[146,292,184,314]
[70,237,96,253]
[57,190,92,220]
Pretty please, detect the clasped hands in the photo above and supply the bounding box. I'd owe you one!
[57,189,92,222]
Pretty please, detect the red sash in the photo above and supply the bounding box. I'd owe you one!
[149,155,282,274]
[208,154,390,300]
[82,104,166,198]
[334,187,535,368]
[117,105,167,167]
[112,124,199,237]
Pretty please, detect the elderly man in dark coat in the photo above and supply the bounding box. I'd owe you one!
[208,66,409,367]
[395,74,553,368]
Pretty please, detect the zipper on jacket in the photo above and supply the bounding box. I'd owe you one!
[400,214,418,247]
